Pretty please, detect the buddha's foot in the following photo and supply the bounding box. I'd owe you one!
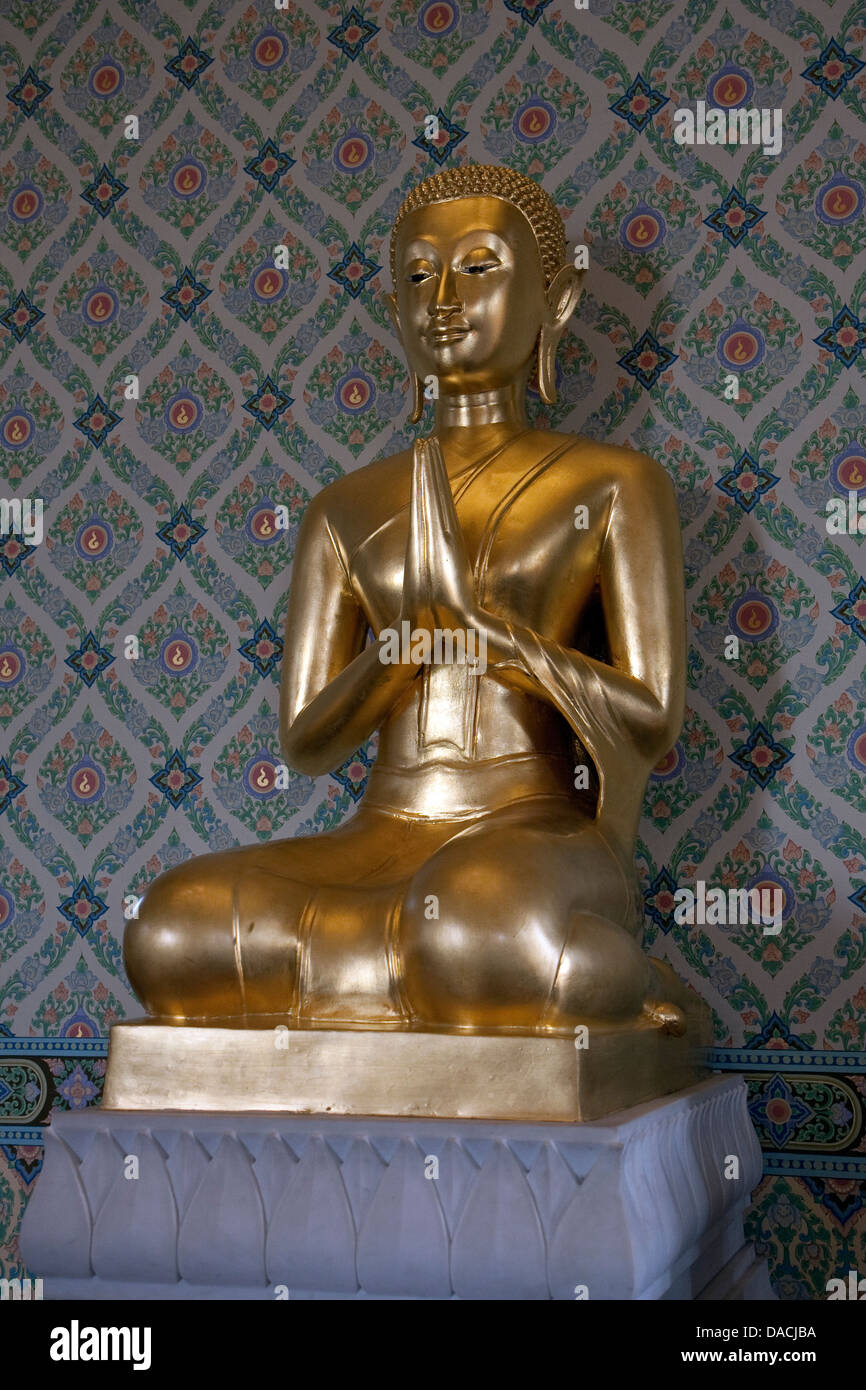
[642,958,693,1035]
[642,1000,687,1036]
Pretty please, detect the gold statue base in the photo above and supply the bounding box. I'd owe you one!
[103,1011,711,1123]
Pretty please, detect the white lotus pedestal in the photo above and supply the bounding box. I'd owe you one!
[20,1073,772,1300]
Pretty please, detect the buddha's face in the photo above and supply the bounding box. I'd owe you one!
[392,195,549,394]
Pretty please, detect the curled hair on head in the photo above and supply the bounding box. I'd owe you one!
[391,163,567,289]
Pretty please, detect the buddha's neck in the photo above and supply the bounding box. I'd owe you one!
[433,382,528,434]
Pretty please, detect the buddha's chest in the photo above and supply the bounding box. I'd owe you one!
[345,468,608,637]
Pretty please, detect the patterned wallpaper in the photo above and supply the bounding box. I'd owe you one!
[0,0,865,1300]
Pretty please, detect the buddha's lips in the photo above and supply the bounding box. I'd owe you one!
[427,324,471,344]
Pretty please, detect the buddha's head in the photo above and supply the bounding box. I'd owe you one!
[386,164,583,419]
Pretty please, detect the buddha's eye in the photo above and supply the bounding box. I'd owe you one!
[405,264,433,284]
[460,250,501,275]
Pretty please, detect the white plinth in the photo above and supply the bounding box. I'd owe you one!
[20,1074,773,1300]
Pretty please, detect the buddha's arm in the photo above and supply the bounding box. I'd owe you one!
[279,491,423,777]
[482,453,686,791]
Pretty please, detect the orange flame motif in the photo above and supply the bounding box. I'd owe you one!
[742,605,763,631]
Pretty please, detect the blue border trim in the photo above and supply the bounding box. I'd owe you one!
[0,1126,44,1144]
[0,1038,108,1057]
[708,1048,866,1072]
[3,1039,865,1068]
[761,1154,866,1179]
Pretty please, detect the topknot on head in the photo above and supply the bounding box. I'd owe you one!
[391,164,567,289]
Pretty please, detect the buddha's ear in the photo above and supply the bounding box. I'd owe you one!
[537,265,584,406]
[545,264,584,333]
[384,289,423,424]
[384,290,402,340]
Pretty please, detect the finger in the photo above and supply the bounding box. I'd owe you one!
[405,440,430,597]
[423,434,447,479]
[420,435,462,551]
[421,436,453,515]
[417,440,476,622]
[414,439,432,554]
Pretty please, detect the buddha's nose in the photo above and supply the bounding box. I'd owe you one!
[429,265,461,315]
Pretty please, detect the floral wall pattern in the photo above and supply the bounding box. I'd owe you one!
[1,0,865,1299]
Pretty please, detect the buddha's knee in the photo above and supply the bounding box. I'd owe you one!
[541,911,653,1027]
[399,836,570,1028]
[399,830,651,1030]
[124,860,241,1018]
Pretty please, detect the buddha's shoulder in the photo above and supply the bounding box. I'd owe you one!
[539,431,675,498]
[304,435,674,521]
[301,449,411,520]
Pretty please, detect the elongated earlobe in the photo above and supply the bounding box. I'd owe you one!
[386,290,424,425]
[537,324,558,405]
[537,265,584,406]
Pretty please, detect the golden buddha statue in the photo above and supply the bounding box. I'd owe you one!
[123,164,695,1053]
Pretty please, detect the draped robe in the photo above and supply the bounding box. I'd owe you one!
[125,428,684,1030]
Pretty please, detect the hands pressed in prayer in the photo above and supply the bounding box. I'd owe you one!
[398,435,481,639]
